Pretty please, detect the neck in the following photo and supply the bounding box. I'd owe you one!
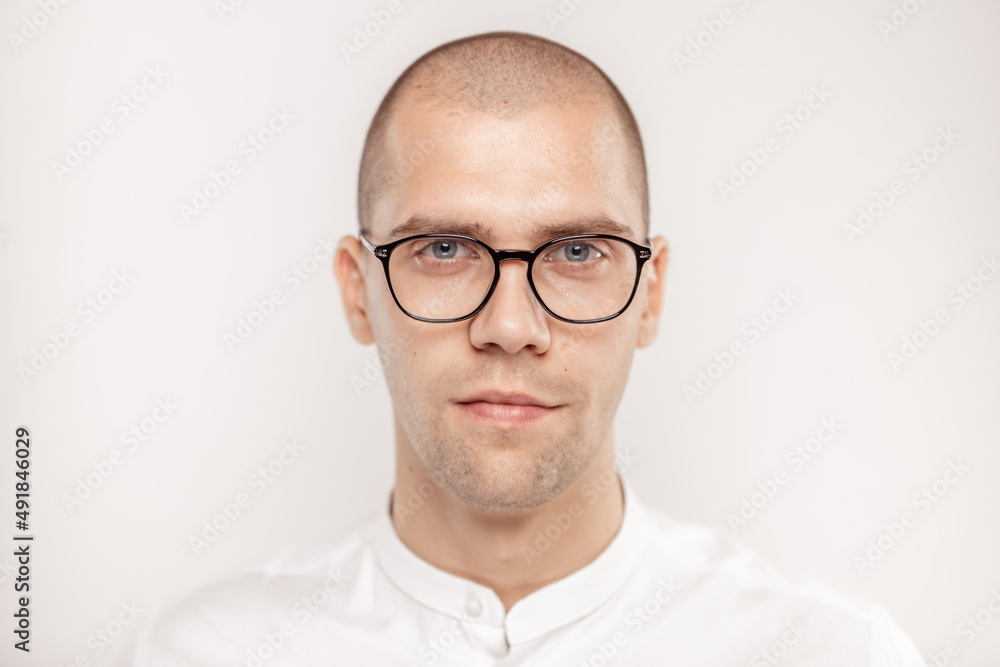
[390,427,625,611]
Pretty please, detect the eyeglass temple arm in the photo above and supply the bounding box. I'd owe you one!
[359,233,388,258]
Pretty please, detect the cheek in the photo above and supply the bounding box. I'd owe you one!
[555,323,635,395]
[378,329,448,401]
[377,334,416,388]
[365,262,426,366]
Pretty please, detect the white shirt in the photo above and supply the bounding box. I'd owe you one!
[135,475,924,666]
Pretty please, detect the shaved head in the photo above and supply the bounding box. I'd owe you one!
[358,31,649,238]
[337,31,669,517]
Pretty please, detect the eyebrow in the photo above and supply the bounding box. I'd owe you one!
[386,215,637,244]
[388,217,490,242]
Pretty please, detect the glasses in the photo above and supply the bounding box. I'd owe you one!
[360,232,653,324]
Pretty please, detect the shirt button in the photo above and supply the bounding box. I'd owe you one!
[465,595,483,618]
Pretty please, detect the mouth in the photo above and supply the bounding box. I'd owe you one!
[454,391,559,427]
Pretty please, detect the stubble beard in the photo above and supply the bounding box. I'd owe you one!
[408,403,601,512]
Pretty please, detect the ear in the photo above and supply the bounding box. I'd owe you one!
[334,235,376,345]
[635,236,669,349]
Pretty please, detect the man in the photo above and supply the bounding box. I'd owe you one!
[136,32,924,665]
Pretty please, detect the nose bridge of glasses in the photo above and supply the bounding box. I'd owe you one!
[490,251,541,307]
[494,248,535,264]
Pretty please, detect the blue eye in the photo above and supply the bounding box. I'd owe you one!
[431,240,457,259]
[414,238,477,261]
[563,243,590,262]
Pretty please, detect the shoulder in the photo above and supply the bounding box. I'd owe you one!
[634,505,924,666]
[134,517,377,666]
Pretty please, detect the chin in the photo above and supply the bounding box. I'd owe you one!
[440,449,575,512]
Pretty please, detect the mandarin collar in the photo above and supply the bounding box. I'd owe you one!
[373,473,649,646]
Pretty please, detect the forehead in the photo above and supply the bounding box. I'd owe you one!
[372,98,642,245]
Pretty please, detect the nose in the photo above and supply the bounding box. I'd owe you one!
[467,258,551,354]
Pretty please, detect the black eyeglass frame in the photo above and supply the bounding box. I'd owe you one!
[359,232,654,324]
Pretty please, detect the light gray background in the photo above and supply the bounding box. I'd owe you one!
[1,0,998,664]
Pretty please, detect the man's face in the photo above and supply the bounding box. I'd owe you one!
[343,95,665,512]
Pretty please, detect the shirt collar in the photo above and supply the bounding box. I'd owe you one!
[373,472,649,646]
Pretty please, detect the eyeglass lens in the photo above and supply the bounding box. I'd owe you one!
[386,236,638,321]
